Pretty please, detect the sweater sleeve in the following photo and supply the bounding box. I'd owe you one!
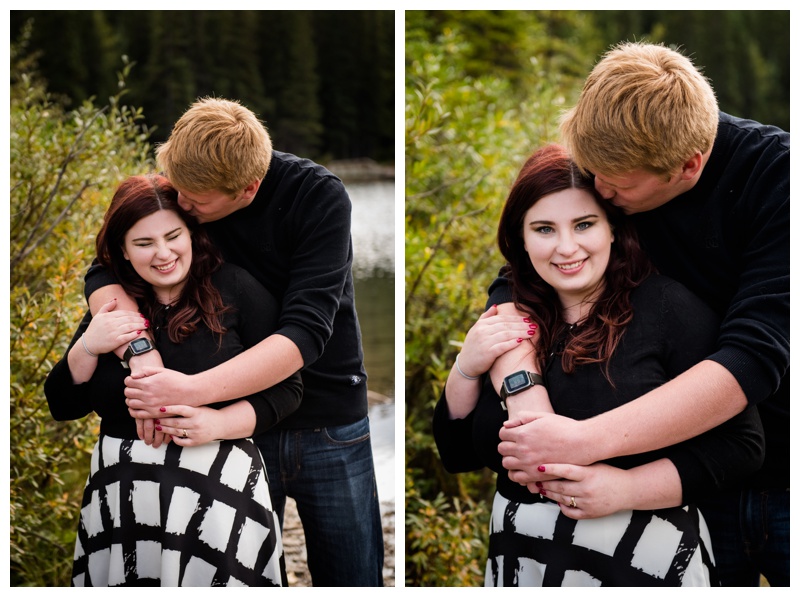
[223,266,302,435]
[274,175,354,368]
[653,279,766,503]
[44,312,94,421]
[706,147,789,406]
[432,387,484,474]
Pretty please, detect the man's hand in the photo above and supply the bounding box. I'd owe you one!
[498,411,596,483]
[125,366,201,415]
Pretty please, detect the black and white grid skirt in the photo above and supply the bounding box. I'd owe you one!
[71,434,285,587]
[486,492,718,587]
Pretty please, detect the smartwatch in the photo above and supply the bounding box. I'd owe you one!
[499,370,545,410]
[121,337,155,369]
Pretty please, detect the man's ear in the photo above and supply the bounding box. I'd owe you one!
[241,179,261,201]
[680,151,704,181]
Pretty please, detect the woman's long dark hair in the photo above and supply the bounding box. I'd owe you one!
[95,174,230,343]
[497,144,655,381]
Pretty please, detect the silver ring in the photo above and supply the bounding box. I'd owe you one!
[182,429,188,438]
[569,496,576,508]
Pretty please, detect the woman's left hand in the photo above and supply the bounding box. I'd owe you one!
[532,462,635,520]
[155,405,224,447]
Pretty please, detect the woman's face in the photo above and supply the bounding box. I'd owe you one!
[522,188,614,311]
[122,209,192,304]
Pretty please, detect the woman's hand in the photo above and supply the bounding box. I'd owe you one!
[135,417,172,448]
[154,405,232,447]
[457,304,537,378]
[83,298,149,355]
[532,462,636,520]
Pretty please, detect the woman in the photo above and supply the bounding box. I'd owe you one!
[433,145,763,586]
[45,174,302,587]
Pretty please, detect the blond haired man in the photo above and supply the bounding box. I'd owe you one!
[490,42,788,586]
[85,98,384,586]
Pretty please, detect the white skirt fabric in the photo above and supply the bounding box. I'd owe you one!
[71,435,284,587]
[485,492,717,587]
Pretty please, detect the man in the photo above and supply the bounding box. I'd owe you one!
[85,98,384,586]
[490,42,788,586]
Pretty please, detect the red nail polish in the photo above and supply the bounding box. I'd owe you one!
[540,489,547,496]
[145,320,150,328]
[538,465,546,472]
[523,317,531,323]
[136,330,142,335]
[516,338,523,343]
[155,426,162,431]
[529,324,538,329]
[160,407,166,412]
[535,482,543,488]
[527,330,535,335]
[154,420,160,425]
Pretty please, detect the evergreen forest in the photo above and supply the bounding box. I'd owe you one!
[10,10,395,162]
[405,9,788,587]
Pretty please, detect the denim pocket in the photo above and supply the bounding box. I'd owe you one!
[322,417,371,447]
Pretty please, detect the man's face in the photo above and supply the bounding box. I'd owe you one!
[592,169,683,215]
[175,188,247,223]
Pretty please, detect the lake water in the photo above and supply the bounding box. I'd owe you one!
[347,180,395,507]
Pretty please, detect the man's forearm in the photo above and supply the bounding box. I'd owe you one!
[196,333,304,405]
[585,360,748,462]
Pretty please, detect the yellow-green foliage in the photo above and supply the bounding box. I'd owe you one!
[10,25,153,586]
[404,22,592,586]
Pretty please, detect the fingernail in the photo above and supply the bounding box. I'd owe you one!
[523,317,531,323]
[155,426,162,431]
[145,320,150,328]
[529,324,537,329]
[136,330,142,335]
[160,407,166,412]
[535,482,543,488]
[527,330,536,335]
[516,338,523,343]
[538,465,546,472]
[492,304,497,308]
[140,313,145,317]
[540,489,547,496]
[154,420,160,424]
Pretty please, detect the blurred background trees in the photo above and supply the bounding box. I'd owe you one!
[405,9,789,587]
[9,10,394,162]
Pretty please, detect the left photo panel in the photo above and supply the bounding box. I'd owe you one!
[9,9,396,587]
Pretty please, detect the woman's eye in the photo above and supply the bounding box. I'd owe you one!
[134,242,152,247]
[535,226,553,234]
[576,221,592,231]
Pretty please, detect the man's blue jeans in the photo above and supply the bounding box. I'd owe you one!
[254,416,384,586]
[699,488,789,587]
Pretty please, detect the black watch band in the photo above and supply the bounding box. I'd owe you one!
[121,337,155,369]
[499,370,545,410]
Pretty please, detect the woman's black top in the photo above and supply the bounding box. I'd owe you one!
[45,263,302,439]
[434,274,764,505]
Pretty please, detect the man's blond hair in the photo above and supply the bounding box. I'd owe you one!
[560,41,718,176]
[156,97,272,196]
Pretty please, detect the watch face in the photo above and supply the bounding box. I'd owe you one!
[130,337,151,353]
[505,371,530,393]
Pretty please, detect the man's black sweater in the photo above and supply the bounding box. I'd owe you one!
[489,112,789,490]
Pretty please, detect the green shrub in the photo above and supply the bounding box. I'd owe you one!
[10,23,153,586]
[404,22,591,586]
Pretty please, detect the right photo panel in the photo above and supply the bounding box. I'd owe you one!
[405,10,789,588]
